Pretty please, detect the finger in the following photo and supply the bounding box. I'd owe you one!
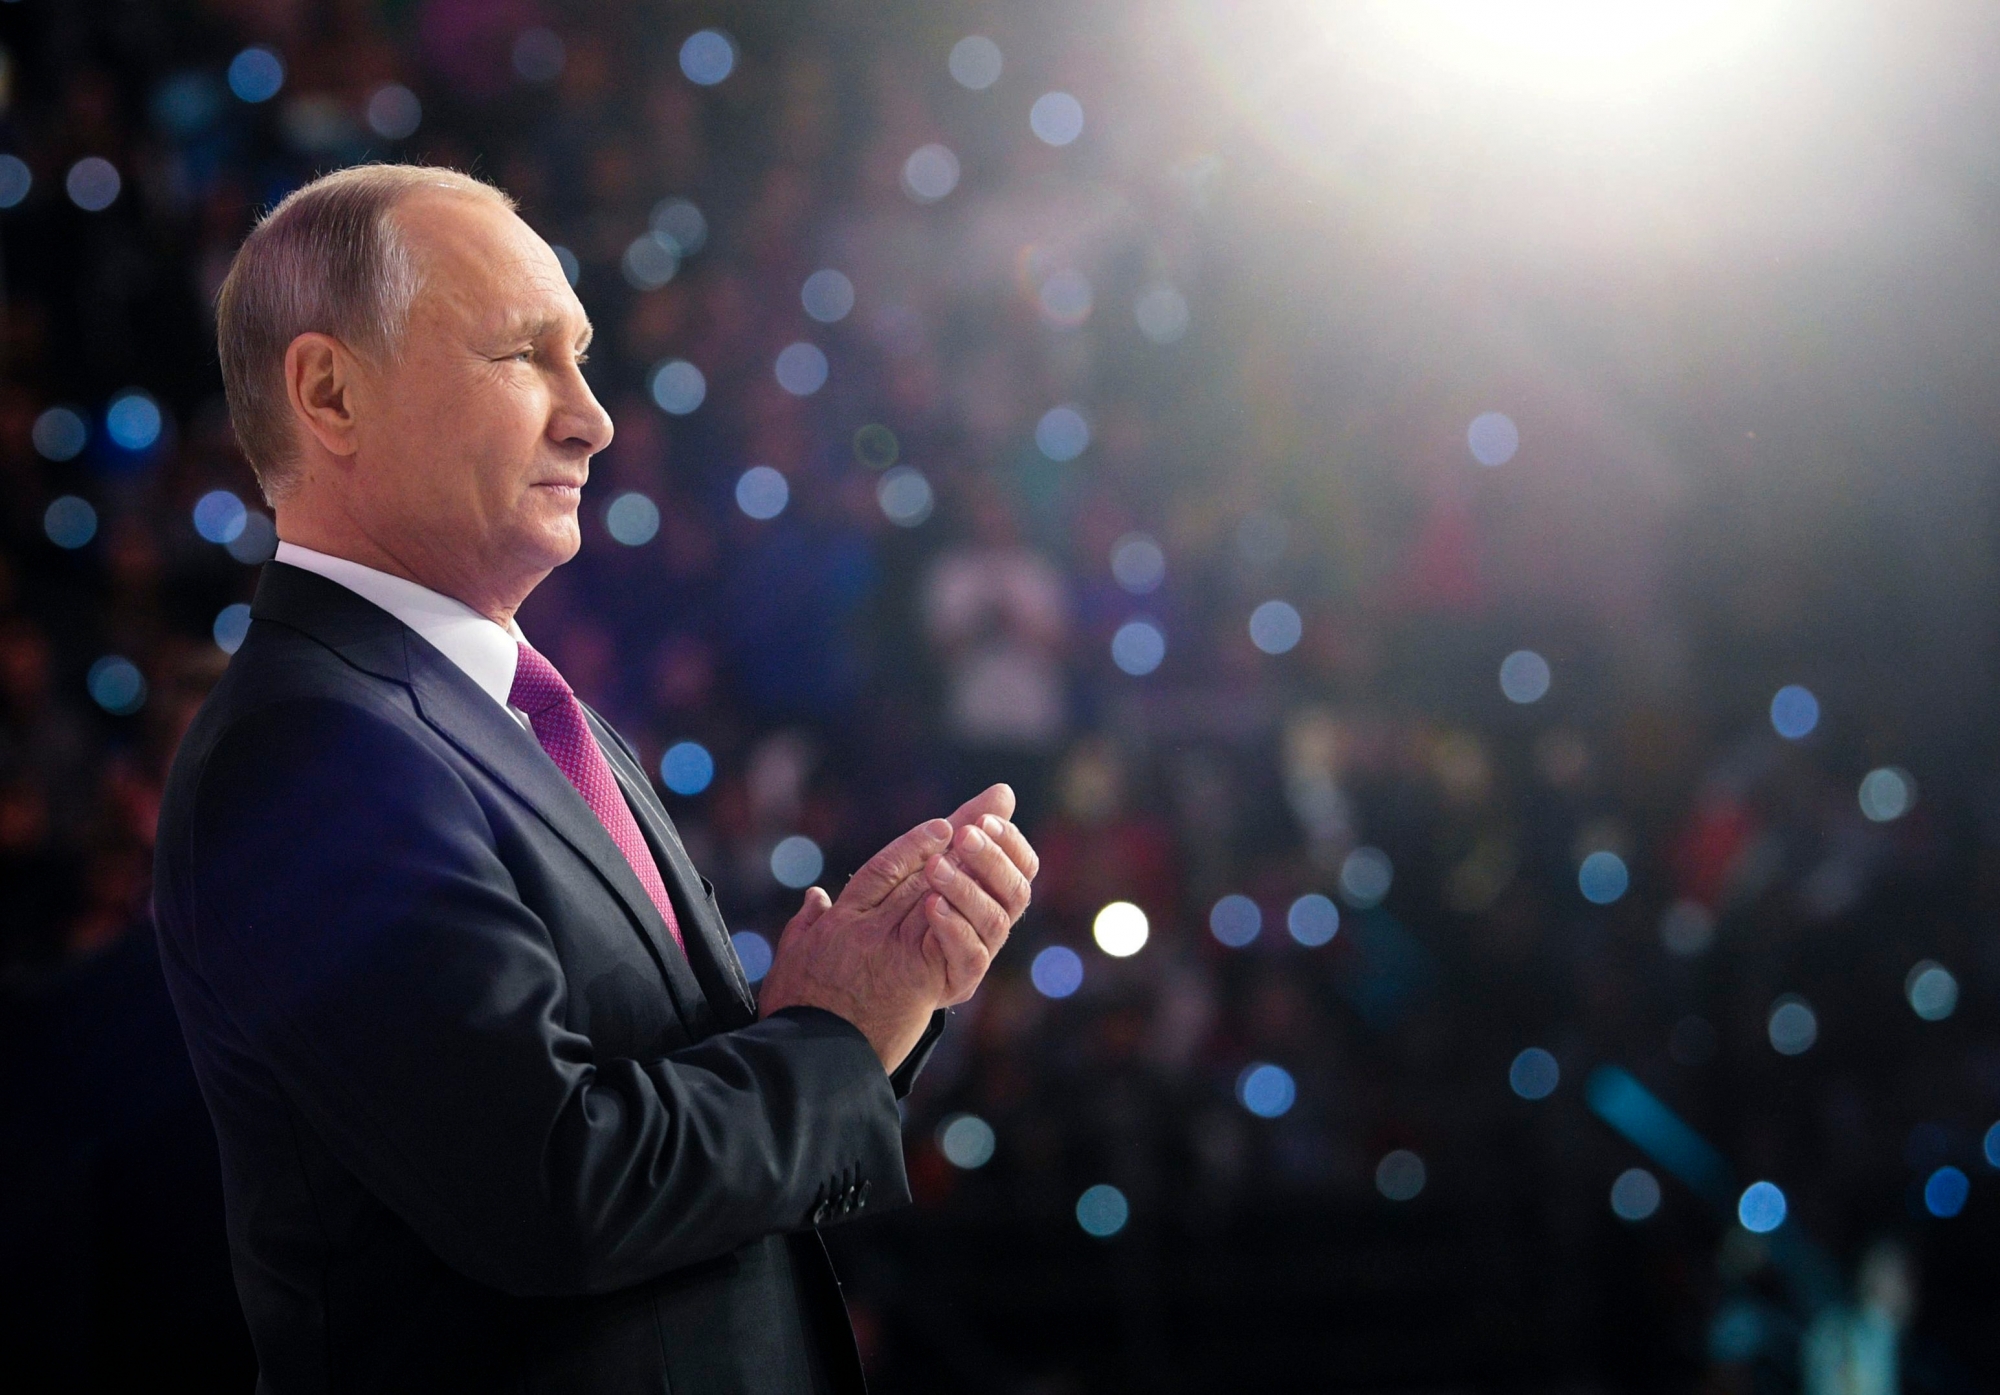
[946,821,1032,922]
[783,886,832,937]
[924,851,1013,950]
[975,814,1040,883]
[843,818,954,909]
[923,893,993,1002]
[947,782,1016,831]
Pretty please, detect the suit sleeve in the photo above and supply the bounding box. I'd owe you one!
[183,696,910,1299]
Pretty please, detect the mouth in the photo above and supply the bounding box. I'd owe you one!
[531,481,585,501]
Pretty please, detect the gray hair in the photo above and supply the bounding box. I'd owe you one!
[215,164,514,503]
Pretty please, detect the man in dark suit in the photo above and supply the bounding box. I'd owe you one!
[154,164,1038,1394]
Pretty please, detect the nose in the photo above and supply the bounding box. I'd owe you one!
[551,361,614,457]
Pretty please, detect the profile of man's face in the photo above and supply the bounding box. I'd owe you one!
[349,192,611,587]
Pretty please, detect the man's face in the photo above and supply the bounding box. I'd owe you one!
[349,192,612,598]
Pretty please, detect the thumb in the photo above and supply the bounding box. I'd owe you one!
[843,818,953,910]
[783,886,833,937]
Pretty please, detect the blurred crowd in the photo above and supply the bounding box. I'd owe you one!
[2,2,1996,1392]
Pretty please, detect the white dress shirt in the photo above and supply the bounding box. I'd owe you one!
[273,541,531,727]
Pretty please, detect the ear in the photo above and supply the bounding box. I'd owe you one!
[283,332,363,459]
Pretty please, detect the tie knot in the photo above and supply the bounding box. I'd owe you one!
[508,642,573,715]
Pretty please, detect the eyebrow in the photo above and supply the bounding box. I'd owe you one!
[496,313,593,350]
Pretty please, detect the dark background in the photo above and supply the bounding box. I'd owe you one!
[2,1,1997,1391]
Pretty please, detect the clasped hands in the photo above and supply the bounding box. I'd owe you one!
[756,783,1038,1073]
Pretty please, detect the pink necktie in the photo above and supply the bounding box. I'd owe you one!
[509,642,684,952]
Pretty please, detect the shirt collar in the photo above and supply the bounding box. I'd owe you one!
[272,541,523,710]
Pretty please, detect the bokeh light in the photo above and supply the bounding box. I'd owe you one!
[1610,1168,1663,1221]
[1110,533,1166,594]
[1858,767,1915,822]
[1924,1166,1969,1219]
[66,157,121,212]
[193,490,248,545]
[1209,894,1261,948]
[852,424,899,470]
[227,512,277,564]
[105,391,162,451]
[1499,649,1551,703]
[679,30,736,85]
[1509,1047,1560,1100]
[1770,684,1820,740]
[87,655,146,715]
[513,28,565,83]
[1905,961,1958,1021]
[1037,269,1093,328]
[551,245,580,287]
[948,36,1003,90]
[1376,1150,1426,1201]
[736,466,790,520]
[1110,620,1165,676]
[1737,1181,1786,1233]
[1766,995,1818,1055]
[622,233,678,290]
[1660,901,1716,957]
[901,144,960,203]
[659,741,715,796]
[774,342,829,396]
[1467,411,1520,466]
[212,603,252,655]
[1287,894,1340,946]
[1578,851,1629,905]
[604,492,660,546]
[1984,1122,2000,1169]
[365,83,422,140]
[1340,847,1393,907]
[42,496,97,550]
[0,154,31,208]
[226,47,285,103]
[1237,1063,1297,1119]
[801,269,855,323]
[1093,901,1149,957]
[730,930,773,983]
[1035,406,1090,461]
[1075,1183,1128,1238]
[770,835,824,889]
[1248,600,1302,655]
[650,199,707,255]
[1134,285,1190,344]
[939,1113,997,1168]
[877,467,933,527]
[33,407,87,461]
[649,359,706,415]
[1031,945,1083,999]
[1029,91,1084,146]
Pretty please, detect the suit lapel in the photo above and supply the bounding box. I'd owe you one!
[250,562,709,1028]
[584,707,759,1030]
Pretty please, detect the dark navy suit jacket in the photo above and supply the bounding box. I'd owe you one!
[153,561,945,1394]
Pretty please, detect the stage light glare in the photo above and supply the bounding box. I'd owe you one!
[1385,0,1779,95]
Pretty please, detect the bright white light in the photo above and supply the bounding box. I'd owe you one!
[1093,901,1149,957]
[1379,1,1784,99]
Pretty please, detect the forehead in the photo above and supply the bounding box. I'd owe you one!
[395,191,582,337]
